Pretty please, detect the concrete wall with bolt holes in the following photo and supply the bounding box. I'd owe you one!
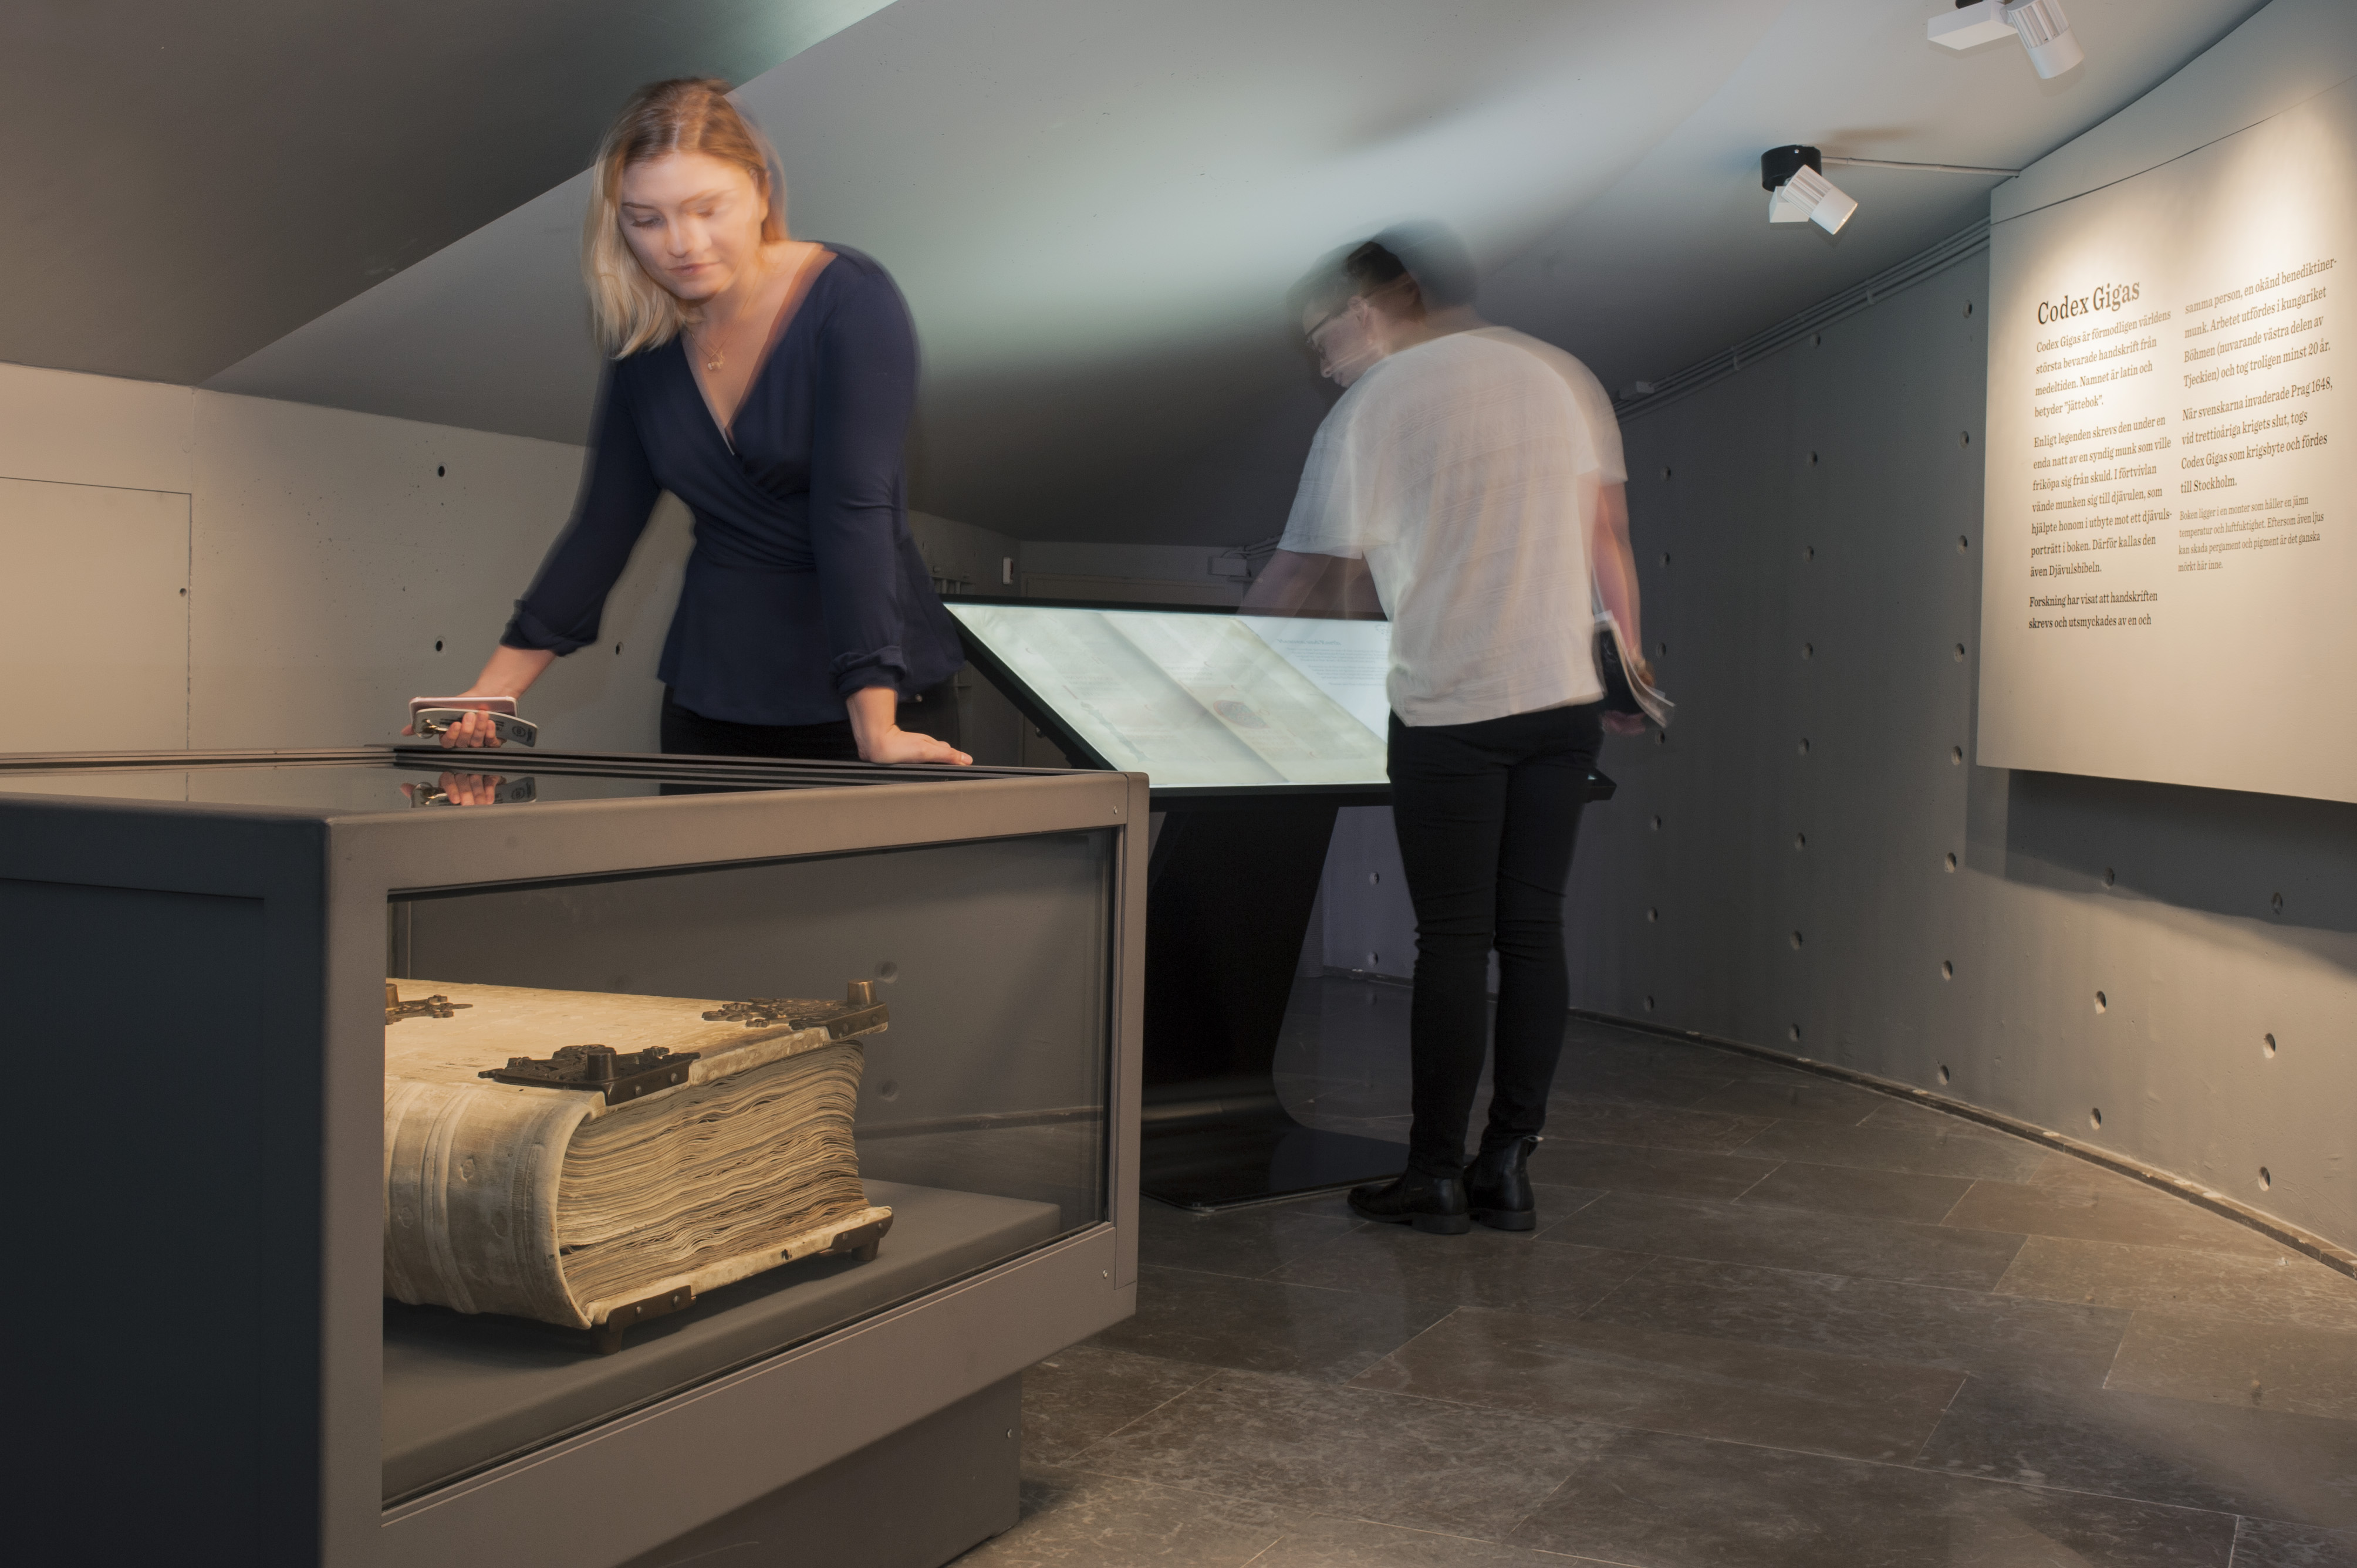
[1316,247,2356,1254]
[0,361,1025,758]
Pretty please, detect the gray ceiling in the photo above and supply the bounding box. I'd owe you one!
[13,0,2271,542]
[0,0,887,385]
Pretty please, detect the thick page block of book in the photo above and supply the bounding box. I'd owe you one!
[383,978,890,1338]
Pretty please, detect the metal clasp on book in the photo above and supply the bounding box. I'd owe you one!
[386,982,473,1024]
[478,1043,701,1106]
[700,979,889,1037]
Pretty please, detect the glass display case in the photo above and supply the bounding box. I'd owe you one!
[3,746,1143,1568]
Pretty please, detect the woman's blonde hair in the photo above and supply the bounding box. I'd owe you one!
[583,79,786,358]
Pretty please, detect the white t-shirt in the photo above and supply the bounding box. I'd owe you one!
[1471,326,1627,486]
[1278,332,1606,726]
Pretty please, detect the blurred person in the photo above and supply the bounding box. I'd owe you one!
[1377,220,1648,708]
[426,78,970,765]
[1244,241,1637,1235]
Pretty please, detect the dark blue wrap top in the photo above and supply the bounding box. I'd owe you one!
[501,246,963,725]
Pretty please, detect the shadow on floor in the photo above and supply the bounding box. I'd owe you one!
[957,976,2357,1568]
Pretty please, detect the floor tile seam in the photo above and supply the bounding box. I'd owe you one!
[1140,1266,1471,1316]
[1719,1189,2010,1229]
[1568,1249,1667,1323]
[1042,1364,1228,1469]
[1041,1454,1324,1520]
[1283,1506,1628,1561]
[1525,1226,2021,1292]
[1344,1364,2328,1523]
[1993,1225,2341,1268]
[1896,1447,2290,1531]
[1723,1156,1787,1204]
[1548,1243,2055,1308]
[1036,1449,1612,1556]
[1334,1374,1966,1464]
[1136,1259,1305,1285]
[1990,1282,2357,1336]
[1483,1412,2260,1528]
[1932,1179,1983,1229]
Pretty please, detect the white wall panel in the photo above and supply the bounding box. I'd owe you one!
[0,476,188,749]
[187,390,686,752]
[0,363,690,756]
[0,361,193,494]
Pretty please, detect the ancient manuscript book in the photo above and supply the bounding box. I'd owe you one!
[383,978,891,1349]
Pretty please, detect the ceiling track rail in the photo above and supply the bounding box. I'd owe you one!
[1615,217,1992,421]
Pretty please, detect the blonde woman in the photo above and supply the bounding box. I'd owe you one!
[436,79,970,764]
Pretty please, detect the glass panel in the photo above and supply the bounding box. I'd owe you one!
[948,604,1392,786]
[0,761,660,812]
[379,832,1113,1503]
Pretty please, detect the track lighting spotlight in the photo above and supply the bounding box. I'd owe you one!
[1929,0,2084,80]
[1761,146,1856,235]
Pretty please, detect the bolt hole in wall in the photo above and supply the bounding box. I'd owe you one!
[1950,746,1964,765]
[2103,867,2116,887]
[433,640,443,653]
[1945,853,1957,871]
[1939,1065,1953,1084]
[2264,1032,2278,1059]
[436,465,445,477]
[1941,960,1954,979]
[1789,930,1804,949]
[2095,991,2109,1014]
[2091,1108,2104,1130]
[2261,1168,2273,1191]
[1798,738,1811,755]
[1794,833,1806,851]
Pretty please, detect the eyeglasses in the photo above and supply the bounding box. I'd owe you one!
[1304,301,1353,347]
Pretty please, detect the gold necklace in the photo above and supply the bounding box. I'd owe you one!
[694,329,724,373]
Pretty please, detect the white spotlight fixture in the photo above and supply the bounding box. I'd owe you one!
[1761,146,1857,235]
[1930,0,2085,80]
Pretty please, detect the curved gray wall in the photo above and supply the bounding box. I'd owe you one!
[1560,248,2355,1254]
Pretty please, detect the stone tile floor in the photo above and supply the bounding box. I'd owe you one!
[955,977,2357,1567]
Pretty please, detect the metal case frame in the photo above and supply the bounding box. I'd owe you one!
[0,749,1146,1568]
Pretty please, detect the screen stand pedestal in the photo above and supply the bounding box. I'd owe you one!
[1140,801,1407,1211]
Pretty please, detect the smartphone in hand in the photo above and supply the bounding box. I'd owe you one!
[408,697,536,748]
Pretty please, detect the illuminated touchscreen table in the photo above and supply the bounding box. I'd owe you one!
[946,603,1393,797]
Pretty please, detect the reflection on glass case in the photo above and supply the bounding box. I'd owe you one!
[380,827,1115,1505]
[2,748,1142,1568]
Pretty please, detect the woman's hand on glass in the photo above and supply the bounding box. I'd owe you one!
[846,685,972,766]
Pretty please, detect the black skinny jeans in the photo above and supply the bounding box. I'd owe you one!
[1387,702,1604,1178]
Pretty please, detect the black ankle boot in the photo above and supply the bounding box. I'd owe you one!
[1348,1168,1471,1235]
[1465,1136,1540,1231]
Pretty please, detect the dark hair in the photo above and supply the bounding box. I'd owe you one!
[1289,240,1424,322]
[1375,221,1477,310]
